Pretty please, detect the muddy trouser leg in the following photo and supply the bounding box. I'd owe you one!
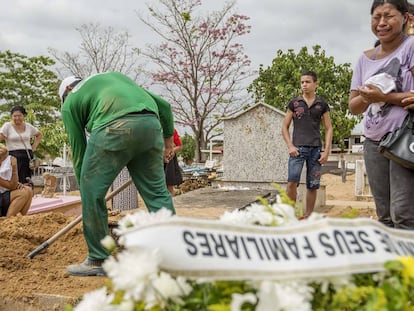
[363,139,392,227]
[126,116,174,214]
[80,129,124,261]
[80,115,174,261]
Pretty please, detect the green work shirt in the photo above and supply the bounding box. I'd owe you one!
[61,72,174,181]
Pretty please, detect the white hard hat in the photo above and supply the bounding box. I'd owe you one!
[58,76,82,102]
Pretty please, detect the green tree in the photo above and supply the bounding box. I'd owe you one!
[0,50,67,158]
[248,45,360,151]
[179,133,195,165]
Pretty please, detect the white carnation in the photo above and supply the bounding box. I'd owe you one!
[220,202,298,227]
[151,272,192,307]
[101,235,117,252]
[74,287,115,311]
[255,281,313,311]
[116,299,135,311]
[103,248,161,301]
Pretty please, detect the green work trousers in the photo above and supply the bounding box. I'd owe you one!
[80,114,174,260]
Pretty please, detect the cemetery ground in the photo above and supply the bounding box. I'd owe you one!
[0,172,376,310]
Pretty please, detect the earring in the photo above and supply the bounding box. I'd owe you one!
[408,24,414,36]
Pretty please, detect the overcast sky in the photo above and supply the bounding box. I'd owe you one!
[0,0,376,76]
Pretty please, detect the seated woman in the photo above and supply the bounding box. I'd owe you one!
[0,143,33,217]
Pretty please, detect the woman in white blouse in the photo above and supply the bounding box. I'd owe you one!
[0,106,42,183]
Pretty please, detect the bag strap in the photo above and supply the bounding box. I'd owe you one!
[370,45,380,60]
[12,125,33,160]
[409,110,414,131]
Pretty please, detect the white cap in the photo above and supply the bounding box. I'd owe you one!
[58,76,82,101]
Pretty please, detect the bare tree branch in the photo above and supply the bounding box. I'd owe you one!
[48,23,142,81]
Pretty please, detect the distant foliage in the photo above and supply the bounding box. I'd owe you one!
[0,50,67,158]
[179,133,196,164]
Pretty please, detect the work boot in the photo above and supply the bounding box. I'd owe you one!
[67,258,106,277]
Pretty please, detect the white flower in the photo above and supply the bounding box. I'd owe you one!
[176,276,193,297]
[72,189,366,310]
[305,212,326,222]
[220,204,274,226]
[151,272,192,307]
[74,287,115,311]
[314,275,354,294]
[116,299,135,311]
[255,281,313,311]
[272,203,297,222]
[230,293,257,311]
[102,248,161,301]
[220,202,298,227]
[101,235,117,253]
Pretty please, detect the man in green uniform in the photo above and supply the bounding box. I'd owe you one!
[59,72,175,276]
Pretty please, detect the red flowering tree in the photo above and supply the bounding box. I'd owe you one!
[138,0,254,162]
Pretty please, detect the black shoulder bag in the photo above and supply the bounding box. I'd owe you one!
[378,110,414,170]
[12,126,39,170]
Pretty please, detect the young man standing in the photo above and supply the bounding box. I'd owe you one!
[281,70,333,219]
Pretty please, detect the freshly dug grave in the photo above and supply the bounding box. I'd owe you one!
[0,212,105,310]
[0,173,376,310]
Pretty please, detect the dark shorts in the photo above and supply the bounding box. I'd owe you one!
[0,191,11,217]
[288,146,321,189]
[164,155,183,186]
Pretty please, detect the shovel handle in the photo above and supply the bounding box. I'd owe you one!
[27,179,133,259]
[27,242,49,259]
[27,214,83,259]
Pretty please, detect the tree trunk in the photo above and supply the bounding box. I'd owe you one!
[340,153,346,183]
[194,130,207,163]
